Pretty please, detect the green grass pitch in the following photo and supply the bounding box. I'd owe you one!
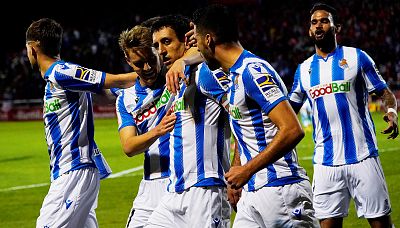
[0,112,398,227]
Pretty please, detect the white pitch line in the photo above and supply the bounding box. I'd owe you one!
[1,147,398,192]
[0,165,143,192]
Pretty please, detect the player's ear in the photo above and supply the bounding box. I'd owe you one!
[308,28,312,38]
[335,24,342,33]
[205,33,216,51]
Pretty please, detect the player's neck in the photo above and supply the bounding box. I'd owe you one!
[37,54,60,77]
[216,42,243,72]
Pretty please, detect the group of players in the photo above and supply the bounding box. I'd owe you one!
[25,2,398,228]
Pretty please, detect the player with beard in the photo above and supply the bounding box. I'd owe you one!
[289,3,397,227]
[190,5,319,227]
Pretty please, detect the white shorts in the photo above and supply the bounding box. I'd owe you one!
[126,178,169,228]
[36,167,100,228]
[145,186,231,228]
[233,180,319,228]
[313,156,391,219]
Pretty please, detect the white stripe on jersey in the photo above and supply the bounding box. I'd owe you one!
[289,46,385,166]
[167,63,231,193]
[43,60,106,181]
[116,80,173,180]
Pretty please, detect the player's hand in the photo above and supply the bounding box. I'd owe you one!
[185,22,197,47]
[227,184,242,212]
[381,112,398,139]
[166,59,186,95]
[224,165,251,190]
[154,108,176,136]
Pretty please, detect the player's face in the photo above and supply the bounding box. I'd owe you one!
[153,27,186,69]
[126,47,161,86]
[194,25,219,69]
[309,10,336,44]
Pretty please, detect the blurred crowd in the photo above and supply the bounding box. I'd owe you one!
[1,0,399,103]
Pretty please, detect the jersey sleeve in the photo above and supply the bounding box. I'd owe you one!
[116,91,136,131]
[288,65,306,110]
[358,49,387,93]
[51,62,106,93]
[243,62,287,115]
[194,63,230,104]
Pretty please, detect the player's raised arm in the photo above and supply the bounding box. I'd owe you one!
[103,71,138,89]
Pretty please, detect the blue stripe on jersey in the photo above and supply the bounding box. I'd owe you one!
[48,113,63,180]
[159,133,171,177]
[332,49,357,163]
[86,93,95,160]
[195,95,206,182]
[230,74,256,190]
[54,71,101,93]
[232,120,256,191]
[357,49,386,92]
[172,88,186,192]
[284,151,298,177]
[355,60,379,157]
[216,112,226,180]
[155,105,171,177]
[44,85,62,179]
[117,91,136,130]
[310,56,333,165]
[245,97,278,183]
[65,91,81,168]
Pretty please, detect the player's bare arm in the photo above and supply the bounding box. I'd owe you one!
[119,109,176,157]
[103,72,138,89]
[227,138,242,211]
[376,87,398,139]
[224,100,304,189]
[165,47,200,94]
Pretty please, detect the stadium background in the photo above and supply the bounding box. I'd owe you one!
[0,0,399,227]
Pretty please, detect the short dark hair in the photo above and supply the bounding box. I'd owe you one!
[26,18,63,58]
[192,4,239,44]
[140,16,161,28]
[151,14,190,42]
[310,2,339,25]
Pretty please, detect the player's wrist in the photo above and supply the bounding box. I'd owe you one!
[387,107,398,117]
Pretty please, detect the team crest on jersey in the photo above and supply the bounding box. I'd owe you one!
[74,66,96,83]
[339,59,349,69]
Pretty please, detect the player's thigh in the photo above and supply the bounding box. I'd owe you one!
[127,178,169,228]
[282,180,320,227]
[37,167,100,228]
[348,157,391,218]
[187,186,231,228]
[312,164,350,219]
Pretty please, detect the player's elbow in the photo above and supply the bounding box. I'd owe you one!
[283,123,305,146]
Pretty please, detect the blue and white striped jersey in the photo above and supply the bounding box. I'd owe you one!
[198,50,308,192]
[116,76,173,180]
[43,60,110,182]
[167,62,231,193]
[289,46,386,166]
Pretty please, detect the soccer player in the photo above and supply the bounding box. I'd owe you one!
[145,14,231,227]
[191,5,319,227]
[116,25,176,228]
[25,18,136,228]
[288,3,398,227]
